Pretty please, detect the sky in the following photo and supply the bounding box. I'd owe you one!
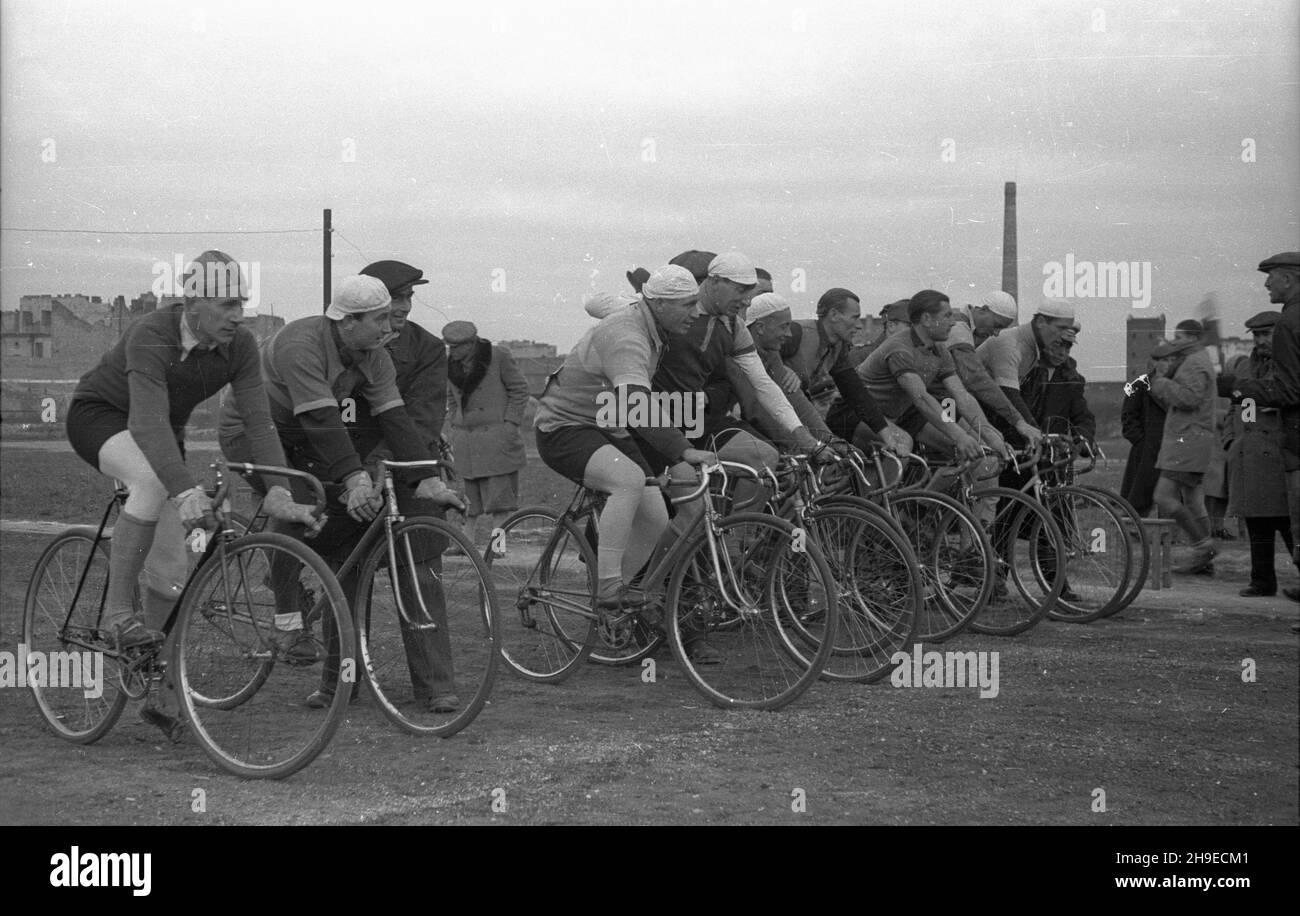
[2,0,1297,380]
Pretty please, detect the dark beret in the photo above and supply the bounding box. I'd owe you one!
[668,250,718,283]
[360,260,428,297]
[626,267,651,294]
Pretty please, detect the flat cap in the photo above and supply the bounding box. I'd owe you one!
[881,299,911,322]
[1257,251,1300,273]
[441,320,478,343]
[1175,318,1203,335]
[360,260,428,297]
[669,250,718,283]
[1245,310,1282,329]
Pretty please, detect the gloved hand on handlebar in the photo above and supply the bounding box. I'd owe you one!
[1074,439,1094,459]
[172,487,215,531]
[341,471,383,522]
[414,475,467,511]
[264,485,324,534]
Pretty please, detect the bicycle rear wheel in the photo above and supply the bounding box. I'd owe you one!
[486,507,597,683]
[22,528,128,743]
[355,516,499,737]
[173,531,353,779]
[666,513,839,710]
[883,492,994,643]
[971,487,1066,635]
[781,505,922,683]
[1038,486,1133,623]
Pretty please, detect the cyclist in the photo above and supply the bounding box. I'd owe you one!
[534,264,716,614]
[66,251,317,653]
[219,274,467,712]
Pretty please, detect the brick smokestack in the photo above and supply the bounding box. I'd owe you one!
[1002,181,1018,306]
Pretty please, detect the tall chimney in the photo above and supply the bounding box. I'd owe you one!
[1001,181,1018,310]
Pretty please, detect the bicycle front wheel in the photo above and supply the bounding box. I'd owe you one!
[356,516,499,737]
[666,513,839,710]
[1076,485,1150,617]
[173,531,354,779]
[22,529,128,743]
[486,507,597,683]
[1038,486,1133,623]
[971,487,1066,636]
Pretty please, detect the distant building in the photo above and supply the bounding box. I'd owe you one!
[1126,313,1167,381]
[130,290,159,315]
[499,339,557,359]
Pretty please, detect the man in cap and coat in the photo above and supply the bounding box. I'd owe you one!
[1225,252,1300,604]
[1219,311,1298,597]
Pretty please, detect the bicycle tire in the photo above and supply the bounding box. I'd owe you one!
[1037,486,1133,623]
[173,531,354,779]
[665,512,839,710]
[485,506,597,683]
[355,516,499,737]
[881,491,995,643]
[970,487,1067,636]
[22,528,128,744]
[1076,485,1150,617]
[781,504,922,683]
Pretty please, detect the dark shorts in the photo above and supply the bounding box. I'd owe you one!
[1160,469,1205,488]
[536,425,654,486]
[66,397,185,470]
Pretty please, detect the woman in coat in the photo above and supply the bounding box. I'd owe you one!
[442,321,529,547]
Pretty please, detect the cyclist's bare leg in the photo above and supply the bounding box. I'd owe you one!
[582,444,660,601]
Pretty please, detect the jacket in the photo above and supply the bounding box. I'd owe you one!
[1220,349,1292,517]
[1149,341,1217,473]
[447,341,529,479]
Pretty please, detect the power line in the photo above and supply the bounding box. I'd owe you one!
[1,227,316,235]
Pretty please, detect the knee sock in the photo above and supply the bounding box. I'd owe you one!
[106,511,157,628]
[1172,507,1211,548]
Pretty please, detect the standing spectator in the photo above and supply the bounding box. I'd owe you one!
[1149,325,1219,574]
[1220,311,1298,597]
[1174,320,1232,536]
[1120,340,1171,516]
[1227,251,1300,605]
[442,320,529,550]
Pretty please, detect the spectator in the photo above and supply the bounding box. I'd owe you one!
[442,320,530,551]
[1149,324,1219,574]
[1220,311,1298,597]
[1120,340,1171,516]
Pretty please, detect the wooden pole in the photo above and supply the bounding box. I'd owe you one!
[323,208,332,313]
[1001,182,1018,311]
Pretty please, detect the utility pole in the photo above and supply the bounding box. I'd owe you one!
[323,208,332,313]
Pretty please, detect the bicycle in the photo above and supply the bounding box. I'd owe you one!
[23,461,354,779]
[239,458,500,738]
[487,461,842,710]
[1018,434,1145,622]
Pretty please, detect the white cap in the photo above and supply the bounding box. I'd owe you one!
[641,265,700,300]
[326,275,391,320]
[1035,298,1075,321]
[583,291,635,319]
[707,251,758,286]
[978,290,1018,322]
[745,292,790,325]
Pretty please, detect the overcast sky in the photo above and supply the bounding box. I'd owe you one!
[2,0,1297,379]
